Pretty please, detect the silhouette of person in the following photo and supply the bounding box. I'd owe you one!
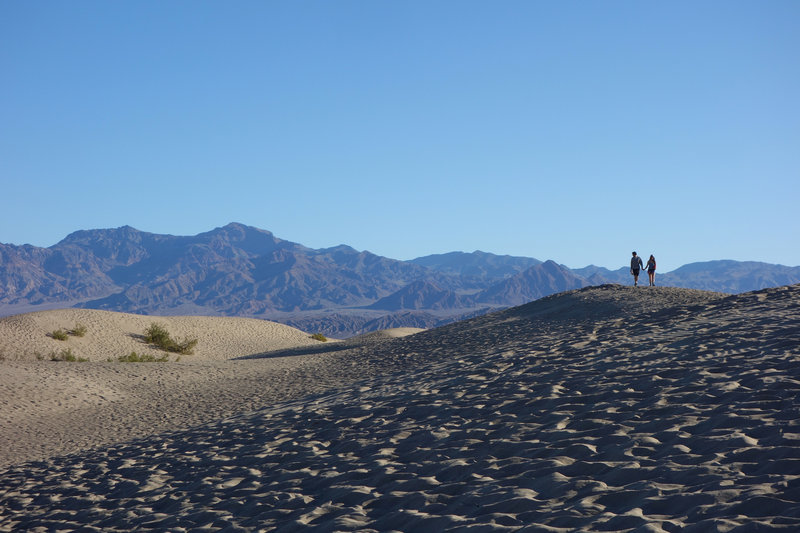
[646,255,657,286]
[630,251,644,287]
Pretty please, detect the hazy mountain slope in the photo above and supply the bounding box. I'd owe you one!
[0,242,118,305]
[572,264,630,285]
[366,280,473,311]
[410,250,541,283]
[476,260,590,305]
[574,260,800,292]
[659,260,800,293]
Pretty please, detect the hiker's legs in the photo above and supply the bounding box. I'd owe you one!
[649,271,655,286]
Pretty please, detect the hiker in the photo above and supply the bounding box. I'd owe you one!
[630,251,644,287]
[646,254,657,286]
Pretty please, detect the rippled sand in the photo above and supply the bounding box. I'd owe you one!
[1,284,799,532]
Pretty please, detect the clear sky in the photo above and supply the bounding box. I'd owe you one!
[2,2,798,273]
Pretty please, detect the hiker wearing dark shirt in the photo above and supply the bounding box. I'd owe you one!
[630,251,644,287]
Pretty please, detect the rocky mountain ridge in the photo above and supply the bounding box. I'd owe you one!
[2,223,799,336]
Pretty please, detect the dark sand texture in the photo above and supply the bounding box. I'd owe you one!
[1,284,799,531]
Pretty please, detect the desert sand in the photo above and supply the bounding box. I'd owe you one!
[0,308,329,363]
[1,284,799,531]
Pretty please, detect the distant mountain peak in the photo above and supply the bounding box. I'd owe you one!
[319,244,360,254]
[205,222,276,239]
[57,225,148,246]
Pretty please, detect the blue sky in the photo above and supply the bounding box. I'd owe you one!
[2,2,798,273]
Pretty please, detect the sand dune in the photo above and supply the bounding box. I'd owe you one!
[0,308,328,362]
[1,284,799,531]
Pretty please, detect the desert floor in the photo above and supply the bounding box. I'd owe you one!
[1,284,799,532]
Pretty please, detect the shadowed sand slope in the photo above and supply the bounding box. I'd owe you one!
[1,284,799,531]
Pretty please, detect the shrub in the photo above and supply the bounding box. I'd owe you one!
[50,329,69,341]
[112,351,170,363]
[69,323,87,337]
[175,337,198,355]
[143,323,198,355]
[144,323,171,346]
[310,333,328,342]
[50,348,88,362]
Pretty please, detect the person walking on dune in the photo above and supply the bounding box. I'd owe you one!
[646,254,657,286]
[630,251,644,287]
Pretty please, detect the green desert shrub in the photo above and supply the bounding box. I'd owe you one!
[50,348,88,362]
[112,351,171,363]
[69,323,88,337]
[143,322,198,355]
[144,322,171,346]
[176,337,198,355]
[49,324,87,340]
[50,329,69,341]
[310,333,328,342]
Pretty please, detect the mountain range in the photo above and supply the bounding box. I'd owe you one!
[2,222,798,336]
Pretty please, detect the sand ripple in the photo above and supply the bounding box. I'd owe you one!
[1,284,799,531]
